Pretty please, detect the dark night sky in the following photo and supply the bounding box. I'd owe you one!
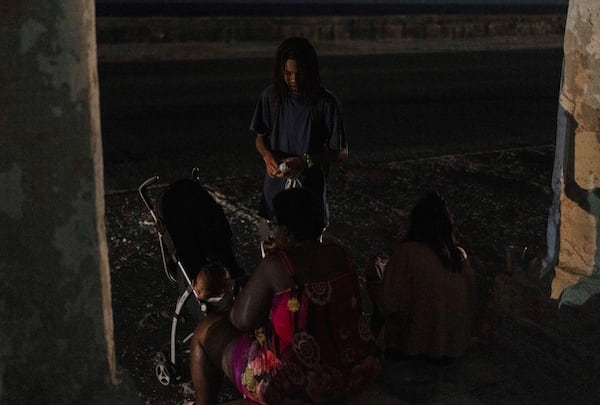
[96,0,567,4]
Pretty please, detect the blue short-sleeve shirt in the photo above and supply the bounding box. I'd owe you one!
[250,85,347,220]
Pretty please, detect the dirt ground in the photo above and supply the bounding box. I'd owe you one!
[105,144,554,404]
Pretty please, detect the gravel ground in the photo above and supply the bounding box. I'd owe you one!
[105,144,554,404]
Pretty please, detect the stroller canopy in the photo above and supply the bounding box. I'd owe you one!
[158,179,240,278]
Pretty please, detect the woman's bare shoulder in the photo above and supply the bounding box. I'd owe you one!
[259,252,290,276]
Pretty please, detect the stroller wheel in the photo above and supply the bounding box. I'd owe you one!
[154,352,179,386]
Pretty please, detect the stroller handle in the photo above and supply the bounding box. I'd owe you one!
[138,176,160,222]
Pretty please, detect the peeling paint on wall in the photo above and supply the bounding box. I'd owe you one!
[0,163,24,220]
[551,0,600,305]
[1,0,134,400]
[586,34,600,58]
[19,17,47,55]
[51,106,63,117]
[19,10,91,104]
[52,181,95,272]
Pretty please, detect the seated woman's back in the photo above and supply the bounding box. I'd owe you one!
[262,242,379,403]
[285,240,350,283]
[375,191,475,360]
[227,189,380,404]
[382,241,475,359]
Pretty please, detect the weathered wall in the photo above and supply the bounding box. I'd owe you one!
[548,0,600,305]
[95,14,567,44]
[95,14,566,62]
[0,1,137,403]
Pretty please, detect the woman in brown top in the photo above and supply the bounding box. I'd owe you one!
[368,191,475,375]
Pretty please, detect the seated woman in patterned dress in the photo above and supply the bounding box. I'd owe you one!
[189,188,381,405]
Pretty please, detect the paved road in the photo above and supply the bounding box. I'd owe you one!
[99,47,563,191]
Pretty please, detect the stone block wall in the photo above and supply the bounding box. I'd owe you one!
[95,14,566,45]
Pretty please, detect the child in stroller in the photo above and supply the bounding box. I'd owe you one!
[138,168,245,386]
[192,261,230,302]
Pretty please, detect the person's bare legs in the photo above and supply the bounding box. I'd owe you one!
[190,313,239,405]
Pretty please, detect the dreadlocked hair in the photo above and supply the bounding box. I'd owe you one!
[272,37,323,105]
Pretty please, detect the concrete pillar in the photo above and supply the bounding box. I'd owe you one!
[0,1,138,403]
[547,0,600,305]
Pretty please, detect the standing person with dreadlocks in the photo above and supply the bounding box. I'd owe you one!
[250,37,348,233]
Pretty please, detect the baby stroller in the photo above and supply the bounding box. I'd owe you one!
[138,168,244,386]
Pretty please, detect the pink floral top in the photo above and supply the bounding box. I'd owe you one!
[231,251,381,404]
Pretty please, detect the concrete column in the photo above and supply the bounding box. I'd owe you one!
[0,1,138,403]
[548,0,600,305]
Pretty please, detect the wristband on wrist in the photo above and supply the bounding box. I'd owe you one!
[303,153,314,168]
